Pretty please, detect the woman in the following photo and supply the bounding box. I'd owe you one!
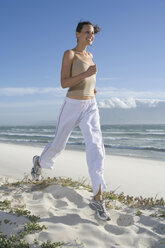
[31,21,110,221]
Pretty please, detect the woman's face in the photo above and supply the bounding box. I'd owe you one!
[76,24,95,45]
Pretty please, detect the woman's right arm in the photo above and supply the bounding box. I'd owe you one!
[60,50,97,89]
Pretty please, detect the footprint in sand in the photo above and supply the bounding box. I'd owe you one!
[153,224,165,235]
[117,213,134,226]
[104,224,126,235]
[55,200,68,208]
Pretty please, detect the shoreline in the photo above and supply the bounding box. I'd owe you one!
[0,140,165,163]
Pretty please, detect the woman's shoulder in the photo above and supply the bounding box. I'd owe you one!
[62,49,76,64]
[63,49,75,58]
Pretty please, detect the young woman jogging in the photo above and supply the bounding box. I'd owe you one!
[31,21,110,221]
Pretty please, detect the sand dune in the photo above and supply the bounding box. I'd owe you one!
[0,142,165,247]
[0,178,165,247]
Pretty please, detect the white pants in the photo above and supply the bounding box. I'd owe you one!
[39,97,106,196]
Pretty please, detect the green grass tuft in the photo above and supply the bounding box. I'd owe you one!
[41,240,66,248]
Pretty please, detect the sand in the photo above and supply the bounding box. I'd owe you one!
[0,142,165,247]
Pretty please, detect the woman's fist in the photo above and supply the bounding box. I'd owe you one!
[85,64,97,77]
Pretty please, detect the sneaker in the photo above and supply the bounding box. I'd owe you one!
[31,155,42,180]
[89,197,111,221]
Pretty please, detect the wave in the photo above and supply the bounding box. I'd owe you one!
[0,138,50,144]
[1,132,165,140]
[0,132,54,138]
[104,144,165,152]
[103,136,165,141]
[2,136,163,153]
[102,131,165,136]
[1,134,164,142]
[0,125,165,160]
[146,129,165,132]
[67,141,85,146]
[40,129,55,132]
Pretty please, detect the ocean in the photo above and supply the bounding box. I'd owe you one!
[0,124,165,161]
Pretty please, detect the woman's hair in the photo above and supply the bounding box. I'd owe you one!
[76,21,101,34]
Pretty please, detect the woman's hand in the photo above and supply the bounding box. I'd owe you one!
[94,88,97,95]
[85,64,97,77]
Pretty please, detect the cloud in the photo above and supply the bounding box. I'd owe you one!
[1,97,161,110]
[0,87,65,96]
[96,87,165,100]
[1,86,165,101]
[98,97,136,109]
[0,99,63,108]
[98,98,162,109]
[137,99,159,107]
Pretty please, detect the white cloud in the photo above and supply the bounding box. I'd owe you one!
[96,87,165,100]
[0,87,65,96]
[0,86,165,113]
[137,99,159,107]
[0,99,63,108]
[98,98,163,109]
[1,97,161,110]
[1,86,165,101]
[98,97,136,109]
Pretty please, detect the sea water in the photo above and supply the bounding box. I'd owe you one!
[0,124,165,161]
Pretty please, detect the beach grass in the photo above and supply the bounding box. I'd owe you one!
[2,175,165,208]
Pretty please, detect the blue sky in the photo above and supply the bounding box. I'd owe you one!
[0,0,165,125]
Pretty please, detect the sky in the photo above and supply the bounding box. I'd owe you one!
[0,0,165,125]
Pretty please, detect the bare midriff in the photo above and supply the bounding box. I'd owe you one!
[67,95,95,100]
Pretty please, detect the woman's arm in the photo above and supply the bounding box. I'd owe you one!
[60,50,97,89]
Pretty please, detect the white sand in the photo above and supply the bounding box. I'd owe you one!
[0,142,165,247]
[0,142,165,198]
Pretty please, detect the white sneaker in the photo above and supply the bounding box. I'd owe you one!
[89,197,111,221]
[31,155,42,180]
